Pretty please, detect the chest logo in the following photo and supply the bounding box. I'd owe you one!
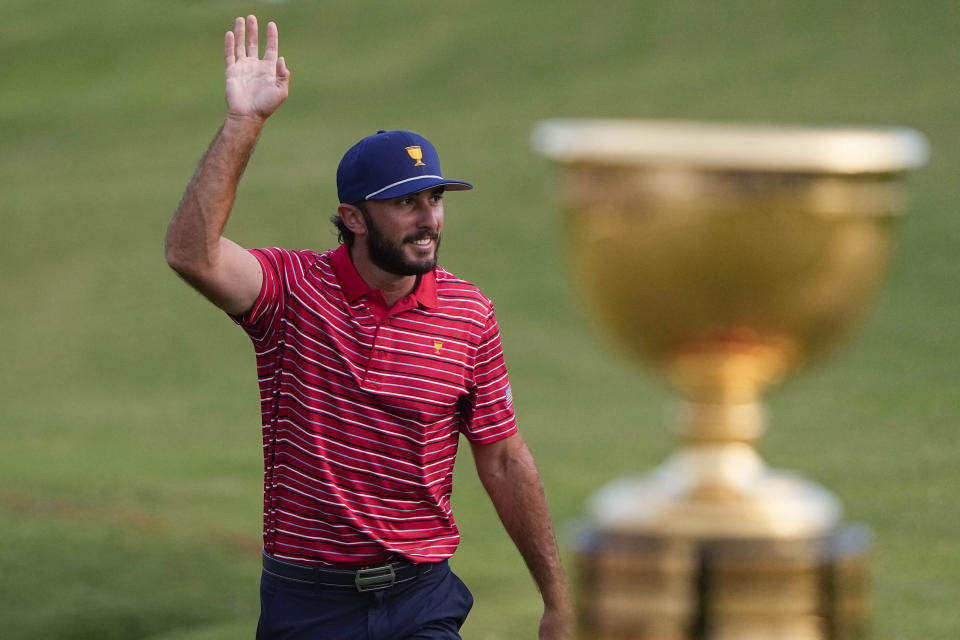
[433,340,443,354]
[406,146,427,166]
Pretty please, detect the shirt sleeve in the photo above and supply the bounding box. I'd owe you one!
[460,309,519,444]
[231,247,287,346]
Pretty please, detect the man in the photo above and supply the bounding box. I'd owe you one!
[165,15,573,640]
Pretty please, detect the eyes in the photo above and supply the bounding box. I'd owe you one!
[396,189,444,207]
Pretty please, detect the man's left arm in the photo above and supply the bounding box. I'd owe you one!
[471,433,575,640]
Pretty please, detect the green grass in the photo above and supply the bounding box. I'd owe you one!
[2,0,958,638]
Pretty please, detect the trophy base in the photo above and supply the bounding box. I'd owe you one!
[590,444,843,538]
[573,523,871,640]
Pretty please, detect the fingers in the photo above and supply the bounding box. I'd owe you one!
[264,21,279,61]
[233,16,245,61]
[277,56,290,83]
[224,16,244,67]
[245,15,259,58]
[224,30,234,68]
[225,15,280,68]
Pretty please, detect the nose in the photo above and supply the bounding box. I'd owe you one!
[415,197,443,230]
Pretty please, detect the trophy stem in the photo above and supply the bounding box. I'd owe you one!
[591,393,842,540]
[674,400,767,444]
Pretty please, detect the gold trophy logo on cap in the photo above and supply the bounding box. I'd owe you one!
[406,146,426,166]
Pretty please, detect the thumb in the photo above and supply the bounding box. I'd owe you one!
[277,56,291,82]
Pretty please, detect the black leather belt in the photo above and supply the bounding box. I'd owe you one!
[262,552,439,592]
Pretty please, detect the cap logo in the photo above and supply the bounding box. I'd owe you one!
[405,146,426,166]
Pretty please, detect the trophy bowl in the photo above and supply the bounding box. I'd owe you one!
[532,119,929,539]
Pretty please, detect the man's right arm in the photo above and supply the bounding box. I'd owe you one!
[166,116,266,316]
[165,15,289,316]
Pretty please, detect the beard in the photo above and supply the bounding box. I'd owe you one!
[362,209,440,276]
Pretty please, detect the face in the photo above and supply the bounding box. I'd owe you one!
[359,187,445,276]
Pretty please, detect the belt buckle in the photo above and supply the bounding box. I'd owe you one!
[355,564,396,592]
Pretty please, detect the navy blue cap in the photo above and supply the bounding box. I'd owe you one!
[336,130,473,204]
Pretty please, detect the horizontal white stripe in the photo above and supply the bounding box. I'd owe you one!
[365,175,444,199]
[277,466,446,516]
[275,414,458,474]
[280,511,453,535]
[275,480,444,523]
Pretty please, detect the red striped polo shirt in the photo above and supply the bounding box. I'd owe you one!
[234,244,518,566]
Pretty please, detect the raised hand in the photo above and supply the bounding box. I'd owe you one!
[223,15,290,122]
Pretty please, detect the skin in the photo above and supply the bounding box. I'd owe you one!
[165,15,285,316]
[165,15,573,639]
[337,188,445,305]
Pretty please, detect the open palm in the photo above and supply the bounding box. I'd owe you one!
[224,15,290,121]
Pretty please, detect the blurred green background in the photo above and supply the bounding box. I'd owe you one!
[2,1,957,638]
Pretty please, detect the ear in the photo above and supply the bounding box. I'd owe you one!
[337,203,367,236]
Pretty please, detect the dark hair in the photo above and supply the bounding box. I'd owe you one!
[330,201,368,248]
[330,214,353,247]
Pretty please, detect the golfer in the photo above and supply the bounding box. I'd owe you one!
[165,15,573,640]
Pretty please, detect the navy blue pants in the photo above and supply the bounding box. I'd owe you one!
[256,560,474,640]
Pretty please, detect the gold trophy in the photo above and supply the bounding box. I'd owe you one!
[406,145,427,166]
[532,120,928,640]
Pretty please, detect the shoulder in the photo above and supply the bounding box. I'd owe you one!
[250,247,330,272]
[250,246,328,262]
[433,267,495,317]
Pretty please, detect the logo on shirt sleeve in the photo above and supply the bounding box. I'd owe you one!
[505,385,513,407]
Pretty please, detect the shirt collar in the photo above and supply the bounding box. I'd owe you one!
[330,244,438,310]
